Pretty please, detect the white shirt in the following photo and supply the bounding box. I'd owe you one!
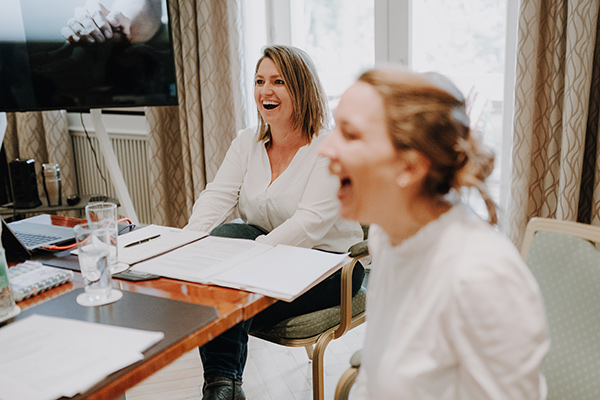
[185,127,363,253]
[353,204,549,400]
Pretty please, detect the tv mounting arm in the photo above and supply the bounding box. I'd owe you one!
[89,109,140,226]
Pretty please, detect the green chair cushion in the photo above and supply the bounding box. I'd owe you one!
[348,241,368,258]
[255,287,367,340]
[526,230,600,400]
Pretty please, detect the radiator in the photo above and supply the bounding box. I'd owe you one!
[71,132,153,225]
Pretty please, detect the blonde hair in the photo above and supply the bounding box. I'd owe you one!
[255,45,329,143]
[358,68,498,224]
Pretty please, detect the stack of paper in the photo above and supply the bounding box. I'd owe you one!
[0,315,164,400]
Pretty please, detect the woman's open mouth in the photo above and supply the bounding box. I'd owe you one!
[263,101,280,110]
[338,176,352,199]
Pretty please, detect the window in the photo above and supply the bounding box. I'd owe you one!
[410,0,507,214]
[291,0,374,103]
[243,0,517,221]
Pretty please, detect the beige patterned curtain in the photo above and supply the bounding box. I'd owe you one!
[4,111,77,205]
[506,0,600,246]
[145,0,246,228]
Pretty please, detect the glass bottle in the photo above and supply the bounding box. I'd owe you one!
[0,246,17,320]
[42,163,62,206]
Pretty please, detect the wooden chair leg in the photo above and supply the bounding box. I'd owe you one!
[312,331,335,400]
[305,344,314,361]
[335,366,359,400]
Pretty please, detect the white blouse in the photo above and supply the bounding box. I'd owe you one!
[185,128,363,253]
[353,204,549,400]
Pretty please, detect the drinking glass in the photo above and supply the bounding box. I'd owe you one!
[74,222,122,306]
[85,202,121,273]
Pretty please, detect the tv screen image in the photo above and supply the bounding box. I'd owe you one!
[0,0,178,112]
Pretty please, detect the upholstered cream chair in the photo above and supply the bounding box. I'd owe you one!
[251,236,369,400]
[520,217,600,400]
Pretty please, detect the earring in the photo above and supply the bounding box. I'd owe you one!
[397,175,409,188]
[330,161,342,175]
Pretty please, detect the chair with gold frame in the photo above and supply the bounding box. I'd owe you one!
[251,235,369,400]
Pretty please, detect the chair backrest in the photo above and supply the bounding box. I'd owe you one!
[521,218,600,400]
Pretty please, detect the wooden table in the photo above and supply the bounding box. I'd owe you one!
[10,219,278,400]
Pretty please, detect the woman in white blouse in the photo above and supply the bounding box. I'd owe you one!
[186,45,364,400]
[318,67,549,399]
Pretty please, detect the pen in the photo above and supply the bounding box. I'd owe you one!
[124,234,161,248]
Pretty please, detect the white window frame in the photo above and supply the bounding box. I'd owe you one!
[500,0,519,217]
[374,0,410,66]
[263,0,517,221]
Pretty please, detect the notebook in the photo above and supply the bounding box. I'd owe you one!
[1,215,75,258]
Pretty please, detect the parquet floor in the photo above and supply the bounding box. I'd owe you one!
[125,323,366,400]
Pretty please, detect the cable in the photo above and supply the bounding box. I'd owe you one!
[117,218,136,234]
[80,112,109,200]
[42,242,77,251]
[42,217,135,251]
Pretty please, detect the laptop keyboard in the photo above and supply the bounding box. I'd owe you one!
[15,232,62,248]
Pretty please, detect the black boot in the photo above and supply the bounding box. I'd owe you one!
[202,376,246,400]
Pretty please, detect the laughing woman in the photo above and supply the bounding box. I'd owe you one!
[185,45,364,400]
[318,68,549,399]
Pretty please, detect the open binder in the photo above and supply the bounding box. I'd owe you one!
[123,226,350,301]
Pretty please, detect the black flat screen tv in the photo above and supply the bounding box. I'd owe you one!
[0,0,178,112]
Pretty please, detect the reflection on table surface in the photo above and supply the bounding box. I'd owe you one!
[8,220,277,400]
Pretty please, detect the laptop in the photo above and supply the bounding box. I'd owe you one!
[1,214,75,258]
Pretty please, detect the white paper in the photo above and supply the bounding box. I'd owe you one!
[117,225,208,265]
[211,245,349,300]
[0,314,164,400]
[72,225,208,262]
[131,236,272,282]
[131,236,350,301]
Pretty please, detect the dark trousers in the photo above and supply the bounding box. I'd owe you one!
[199,223,365,382]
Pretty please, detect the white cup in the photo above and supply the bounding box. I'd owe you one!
[85,202,119,273]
